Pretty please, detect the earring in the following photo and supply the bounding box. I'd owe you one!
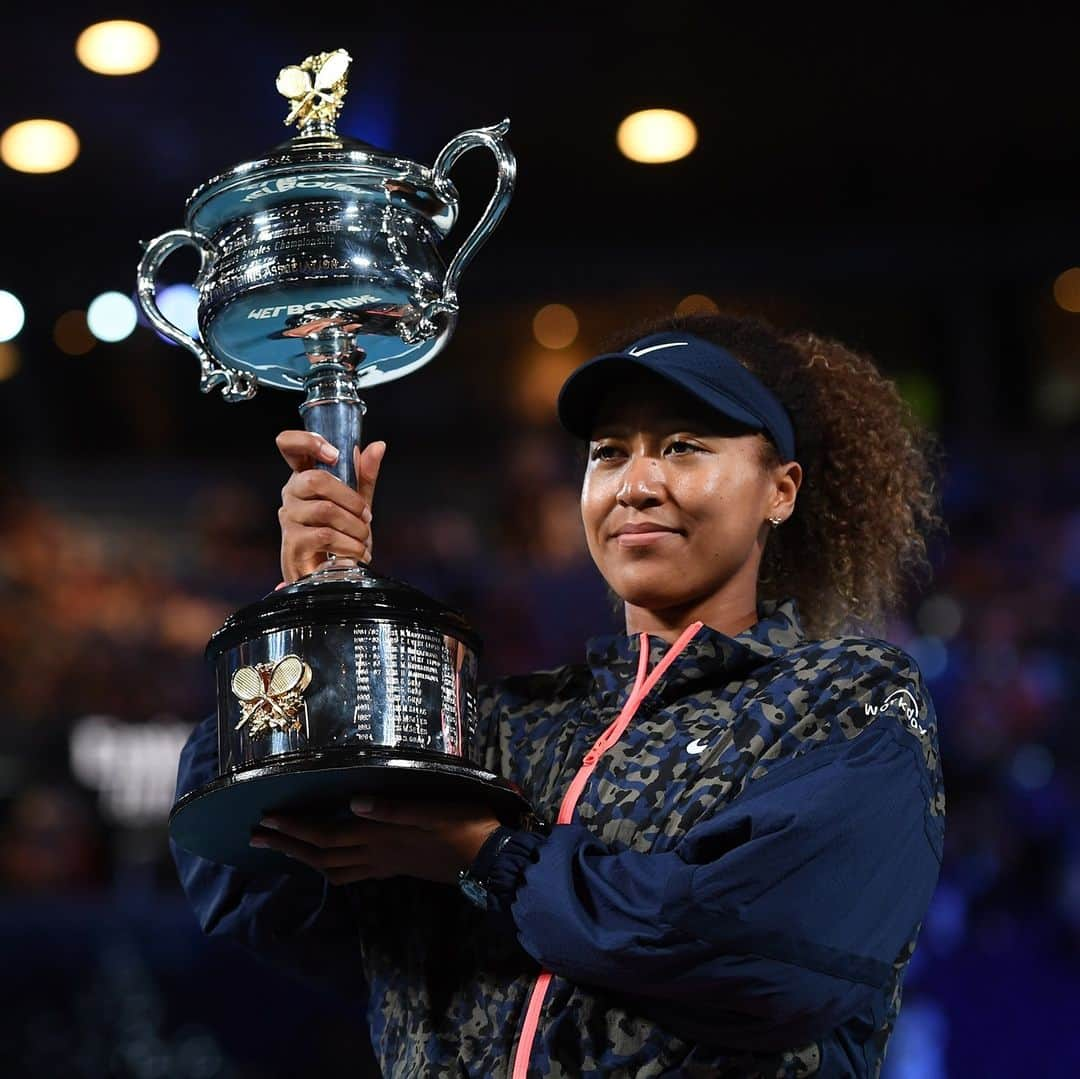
[767,516,783,527]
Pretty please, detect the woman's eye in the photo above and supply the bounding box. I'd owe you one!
[590,444,622,461]
[666,440,698,455]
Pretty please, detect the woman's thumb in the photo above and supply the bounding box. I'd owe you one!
[355,440,387,496]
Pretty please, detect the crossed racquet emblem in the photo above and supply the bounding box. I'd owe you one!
[231,654,313,739]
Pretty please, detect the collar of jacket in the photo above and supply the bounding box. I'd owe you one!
[584,597,806,714]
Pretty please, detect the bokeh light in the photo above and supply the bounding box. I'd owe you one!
[0,119,79,174]
[0,341,20,381]
[617,109,697,164]
[54,310,95,356]
[917,593,965,640]
[87,292,137,343]
[1010,743,1055,791]
[515,346,586,423]
[1053,267,1080,313]
[532,304,579,350]
[907,636,949,681]
[156,284,200,342]
[76,20,159,76]
[675,294,720,316]
[0,290,26,341]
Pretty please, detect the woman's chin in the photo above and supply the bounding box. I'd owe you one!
[609,572,701,613]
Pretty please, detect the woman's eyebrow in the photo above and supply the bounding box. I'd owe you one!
[590,419,712,437]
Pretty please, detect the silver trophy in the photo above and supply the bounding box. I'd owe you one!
[138,49,528,871]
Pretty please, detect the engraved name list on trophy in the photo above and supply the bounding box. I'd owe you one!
[350,621,469,756]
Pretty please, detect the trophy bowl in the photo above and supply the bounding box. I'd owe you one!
[140,49,530,872]
[137,58,513,400]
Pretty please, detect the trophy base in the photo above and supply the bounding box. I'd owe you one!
[170,746,532,873]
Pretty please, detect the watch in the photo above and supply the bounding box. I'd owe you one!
[457,826,515,910]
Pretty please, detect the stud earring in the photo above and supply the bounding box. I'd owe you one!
[767,516,783,527]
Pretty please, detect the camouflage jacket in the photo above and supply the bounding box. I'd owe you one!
[172,597,945,1078]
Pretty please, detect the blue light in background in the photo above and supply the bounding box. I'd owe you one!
[342,94,395,151]
[924,881,968,953]
[882,999,949,1079]
[156,284,200,343]
[338,42,399,151]
[908,635,949,680]
[1011,743,1055,791]
[0,290,25,342]
[87,291,137,343]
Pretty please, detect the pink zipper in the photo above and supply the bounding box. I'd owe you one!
[509,621,703,1078]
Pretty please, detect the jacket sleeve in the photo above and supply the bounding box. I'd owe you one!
[485,696,943,1050]
[169,714,368,1002]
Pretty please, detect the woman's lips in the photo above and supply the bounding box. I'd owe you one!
[612,528,682,547]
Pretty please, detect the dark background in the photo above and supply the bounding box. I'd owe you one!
[0,10,1077,1077]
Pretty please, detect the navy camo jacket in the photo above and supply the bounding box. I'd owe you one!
[171,597,945,1078]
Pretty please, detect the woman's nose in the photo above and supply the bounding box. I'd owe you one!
[616,454,664,507]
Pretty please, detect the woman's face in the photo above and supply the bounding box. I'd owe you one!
[580,372,791,615]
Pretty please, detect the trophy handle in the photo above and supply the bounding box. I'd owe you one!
[136,229,257,402]
[430,119,516,312]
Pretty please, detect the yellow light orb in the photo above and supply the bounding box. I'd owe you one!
[532,303,579,349]
[516,347,584,423]
[0,120,80,174]
[54,310,96,356]
[616,109,697,164]
[0,342,20,381]
[675,294,720,316]
[1053,267,1080,313]
[76,20,159,76]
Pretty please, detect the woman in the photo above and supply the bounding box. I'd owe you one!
[172,312,946,1078]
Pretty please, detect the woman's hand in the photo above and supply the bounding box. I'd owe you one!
[249,797,502,886]
[275,431,387,582]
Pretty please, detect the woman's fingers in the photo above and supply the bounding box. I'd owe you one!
[258,814,384,847]
[251,829,368,869]
[279,469,373,580]
[283,491,371,545]
[276,432,385,505]
[276,432,385,581]
[253,836,385,880]
[282,467,371,521]
[251,815,406,881]
[251,803,503,886]
[276,430,339,473]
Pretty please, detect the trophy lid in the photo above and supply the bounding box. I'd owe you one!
[185,49,457,236]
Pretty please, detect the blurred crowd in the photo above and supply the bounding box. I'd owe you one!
[0,425,1076,1074]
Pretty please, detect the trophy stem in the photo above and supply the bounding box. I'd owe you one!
[299,362,367,492]
[299,325,367,487]
[299,328,368,570]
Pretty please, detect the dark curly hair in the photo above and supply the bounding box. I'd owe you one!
[588,311,947,639]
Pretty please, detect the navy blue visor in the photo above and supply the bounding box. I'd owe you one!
[556,331,796,462]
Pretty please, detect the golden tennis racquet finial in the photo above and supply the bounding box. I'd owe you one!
[276,49,353,135]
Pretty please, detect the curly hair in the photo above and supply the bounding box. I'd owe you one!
[588,311,947,639]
